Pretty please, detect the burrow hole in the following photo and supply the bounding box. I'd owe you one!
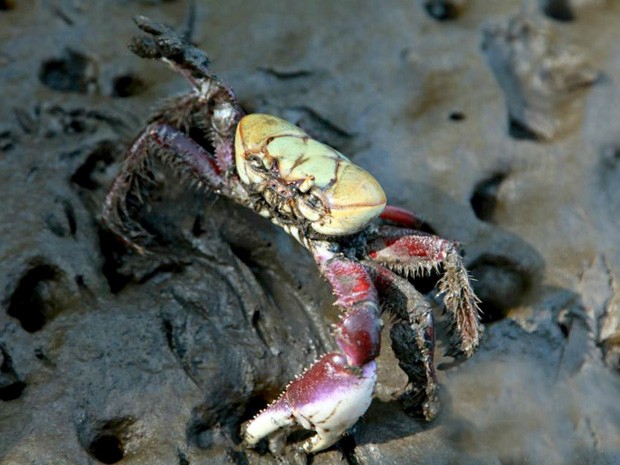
[89,434,123,464]
[0,345,26,401]
[424,0,462,21]
[39,48,96,94]
[81,417,135,464]
[469,254,531,323]
[111,74,146,98]
[0,0,15,11]
[470,172,507,222]
[71,140,120,190]
[6,263,62,332]
[449,111,466,122]
[541,0,575,22]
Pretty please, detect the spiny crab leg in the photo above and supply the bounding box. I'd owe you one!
[102,122,235,248]
[363,260,439,420]
[367,226,481,357]
[103,19,244,249]
[245,251,382,453]
[131,15,242,172]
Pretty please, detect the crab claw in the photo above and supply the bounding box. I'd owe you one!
[244,353,377,453]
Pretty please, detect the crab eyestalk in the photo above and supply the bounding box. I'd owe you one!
[235,114,387,235]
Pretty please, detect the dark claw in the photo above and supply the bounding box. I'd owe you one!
[133,14,169,37]
[128,35,161,60]
[129,15,212,81]
[129,16,185,60]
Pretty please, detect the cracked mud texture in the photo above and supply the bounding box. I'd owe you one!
[1,1,619,464]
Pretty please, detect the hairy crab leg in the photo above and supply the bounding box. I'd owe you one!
[130,15,243,173]
[102,123,237,249]
[367,226,481,357]
[363,260,439,420]
[245,251,382,453]
[103,18,246,250]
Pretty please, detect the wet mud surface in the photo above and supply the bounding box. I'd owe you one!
[1,1,619,464]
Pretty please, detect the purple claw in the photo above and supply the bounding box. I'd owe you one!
[244,353,376,453]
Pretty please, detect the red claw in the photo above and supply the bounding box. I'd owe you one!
[244,353,377,453]
[335,304,382,366]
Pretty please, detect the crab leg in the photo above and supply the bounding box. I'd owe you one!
[380,204,425,229]
[367,226,481,357]
[129,15,242,173]
[245,252,381,453]
[131,15,227,94]
[103,19,247,249]
[102,123,232,249]
[363,261,439,420]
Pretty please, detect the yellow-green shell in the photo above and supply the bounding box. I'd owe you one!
[235,114,386,235]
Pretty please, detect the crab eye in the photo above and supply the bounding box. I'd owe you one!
[306,193,324,209]
[297,191,325,222]
[248,155,267,172]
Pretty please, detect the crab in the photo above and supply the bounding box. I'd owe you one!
[102,16,482,454]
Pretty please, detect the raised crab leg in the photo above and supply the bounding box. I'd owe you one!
[245,250,382,453]
[130,15,242,173]
[367,226,481,357]
[102,17,244,248]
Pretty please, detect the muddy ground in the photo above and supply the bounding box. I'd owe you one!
[1,1,619,464]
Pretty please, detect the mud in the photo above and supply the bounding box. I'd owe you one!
[1,1,619,464]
